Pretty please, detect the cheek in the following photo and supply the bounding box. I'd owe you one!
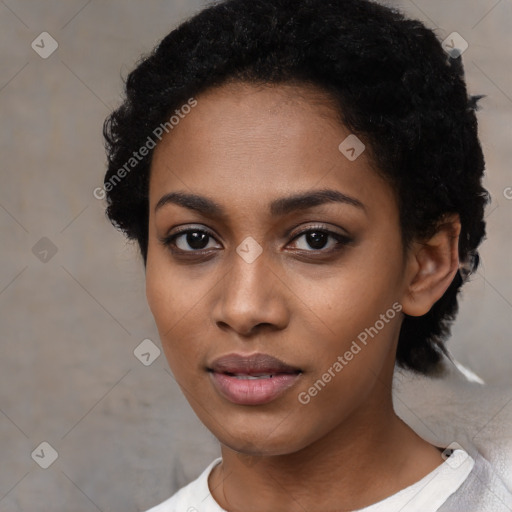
[292,298,401,432]
[297,239,404,381]
[146,240,197,328]
[145,246,214,374]
[306,244,402,331]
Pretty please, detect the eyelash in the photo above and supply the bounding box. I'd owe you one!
[159,224,352,257]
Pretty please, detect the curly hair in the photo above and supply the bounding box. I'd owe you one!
[102,0,489,376]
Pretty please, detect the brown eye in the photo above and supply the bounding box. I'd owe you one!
[288,225,352,253]
[303,231,330,250]
[161,227,221,253]
[177,231,210,250]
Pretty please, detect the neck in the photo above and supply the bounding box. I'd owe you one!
[208,389,443,511]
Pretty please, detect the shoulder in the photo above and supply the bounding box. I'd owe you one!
[143,458,224,512]
[439,450,512,511]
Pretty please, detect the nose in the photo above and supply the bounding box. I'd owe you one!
[211,245,290,337]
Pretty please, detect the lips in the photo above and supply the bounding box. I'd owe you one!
[207,352,302,405]
[208,352,301,376]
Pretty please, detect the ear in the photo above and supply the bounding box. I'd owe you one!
[401,213,461,317]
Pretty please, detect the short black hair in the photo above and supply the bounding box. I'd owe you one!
[103,0,489,376]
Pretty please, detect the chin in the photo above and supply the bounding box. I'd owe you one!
[212,421,313,457]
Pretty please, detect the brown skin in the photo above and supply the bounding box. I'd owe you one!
[145,82,461,511]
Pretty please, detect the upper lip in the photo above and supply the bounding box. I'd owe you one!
[208,352,302,375]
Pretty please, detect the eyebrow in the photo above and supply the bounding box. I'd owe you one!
[154,189,366,217]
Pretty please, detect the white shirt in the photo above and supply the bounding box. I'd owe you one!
[144,448,512,511]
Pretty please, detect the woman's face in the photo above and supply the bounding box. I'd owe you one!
[146,82,410,456]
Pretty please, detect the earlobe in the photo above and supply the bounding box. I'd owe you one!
[401,214,461,317]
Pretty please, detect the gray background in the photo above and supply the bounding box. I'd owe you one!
[0,1,510,510]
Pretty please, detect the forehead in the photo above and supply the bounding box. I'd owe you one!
[149,81,395,220]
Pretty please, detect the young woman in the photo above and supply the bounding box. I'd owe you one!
[102,0,512,510]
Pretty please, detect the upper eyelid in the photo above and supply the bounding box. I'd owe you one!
[163,224,349,249]
[288,223,349,239]
[167,223,345,238]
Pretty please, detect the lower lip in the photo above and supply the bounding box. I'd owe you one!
[209,371,301,405]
